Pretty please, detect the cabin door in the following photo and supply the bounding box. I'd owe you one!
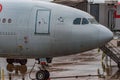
[35,10,51,34]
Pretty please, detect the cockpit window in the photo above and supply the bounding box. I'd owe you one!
[73,18,81,25]
[82,18,89,25]
[88,18,98,24]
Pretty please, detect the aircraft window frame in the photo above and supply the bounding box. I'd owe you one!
[73,18,81,25]
[82,18,89,25]
[88,18,98,24]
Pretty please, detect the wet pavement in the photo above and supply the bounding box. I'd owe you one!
[50,49,120,80]
[0,49,119,80]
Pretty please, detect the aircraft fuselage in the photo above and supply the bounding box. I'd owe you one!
[0,1,113,58]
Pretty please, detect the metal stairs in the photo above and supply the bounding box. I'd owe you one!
[100,42,120,69]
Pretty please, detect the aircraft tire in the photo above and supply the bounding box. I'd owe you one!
[44,70,50,79]
[36,70,49,80]
[19,59,27,65]
[6,59,14,64]
[7,64,14,72]
[19,65,27,74]
[46,58,52,63]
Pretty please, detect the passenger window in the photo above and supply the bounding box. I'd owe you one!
[73,18,81,25]
[2,18,6,23]
[82,18,89,25]
[8,18,12,23]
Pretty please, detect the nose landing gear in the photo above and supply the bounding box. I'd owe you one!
[36,70,50,80]
[35,58,50,80]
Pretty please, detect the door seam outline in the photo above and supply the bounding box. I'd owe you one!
[34,9,51,35]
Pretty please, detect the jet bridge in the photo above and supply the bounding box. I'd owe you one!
[100,42,120,69]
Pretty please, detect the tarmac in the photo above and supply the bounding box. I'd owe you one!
[0,48,119,80]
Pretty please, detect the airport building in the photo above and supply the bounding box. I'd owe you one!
[54,0,120,32]
[88,0,118,32]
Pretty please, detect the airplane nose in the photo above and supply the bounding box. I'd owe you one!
[99,25,113,45]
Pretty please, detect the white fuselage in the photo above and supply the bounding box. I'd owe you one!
[0,1,113,58]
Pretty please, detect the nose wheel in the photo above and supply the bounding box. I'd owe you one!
[35,58,50,80]
[36,70,50,80]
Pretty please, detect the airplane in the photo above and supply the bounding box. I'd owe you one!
[0,0,113,80]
